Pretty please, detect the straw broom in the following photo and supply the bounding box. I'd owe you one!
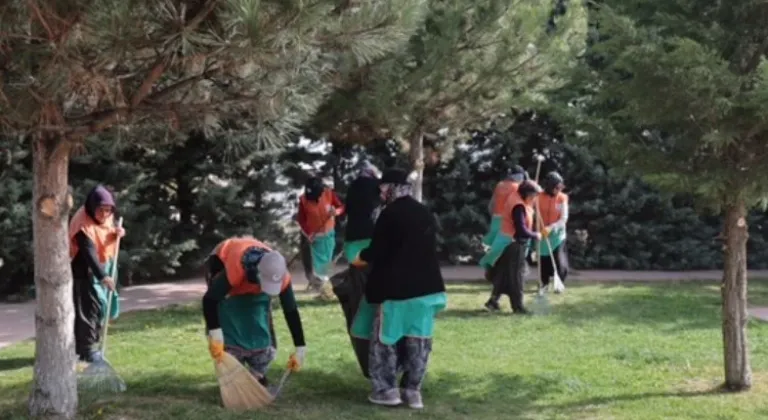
[215,352,275,410]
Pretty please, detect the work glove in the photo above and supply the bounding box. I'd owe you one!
[208,329,225,363]
[287,346,306,372]
[541,226,550,239]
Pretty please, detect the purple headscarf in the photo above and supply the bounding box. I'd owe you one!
[84,185,116,224]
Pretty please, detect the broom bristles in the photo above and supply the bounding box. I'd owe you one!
[77,358,127,394]
[215,352,274,410]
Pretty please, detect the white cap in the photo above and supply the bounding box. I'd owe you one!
[258,251,287,296]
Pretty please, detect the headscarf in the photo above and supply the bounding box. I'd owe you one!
[303,176,325,202]
[542,171,565,195]
[507,165,529,183]
[380,168,412,205]
[84,185,116,224]
[359,161,381,179]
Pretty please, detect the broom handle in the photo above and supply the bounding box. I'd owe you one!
[533,158,543,289]
[100,216,124,357]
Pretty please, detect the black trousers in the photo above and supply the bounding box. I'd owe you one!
[300,235,315,282]
[73,275,102,358]
[540,242,569,287]
[489,242,527,311]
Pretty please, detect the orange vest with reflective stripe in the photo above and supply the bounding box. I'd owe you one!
[69,206,118,263]
[500,193,533,237]
[300,189,335,234]
[491,180,520,215]
[214,237,290,297]
[538,192,568,226]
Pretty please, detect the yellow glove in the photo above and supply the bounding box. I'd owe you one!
[351,257,367,267]
[208,329,225,363]
[541,226,550,239]
[286,346,306,372]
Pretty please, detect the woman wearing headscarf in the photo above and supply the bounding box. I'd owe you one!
[69,185,125,363]
[482,165,528,248]
[349,168,447,410]
[297,176,344,299]
[483,180,544,314]
[343,161,382,262]
[537,171,569,293]
[203,236,306,385]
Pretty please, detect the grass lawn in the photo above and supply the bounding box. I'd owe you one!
[3,281,768,420]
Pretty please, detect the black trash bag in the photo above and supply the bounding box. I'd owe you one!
[331,265,372,377]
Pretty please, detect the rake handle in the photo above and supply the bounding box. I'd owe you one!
[100,216,123,357]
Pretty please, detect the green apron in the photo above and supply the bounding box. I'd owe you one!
[351,292,447,346]
[539,227,566,257]
[479,232,513,270]
[218,293,273,350]
[343,239,371,263]
[311,230,336,277]
[482,215,502,247]
[94,258,120,324]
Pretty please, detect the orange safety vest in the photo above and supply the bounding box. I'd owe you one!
[299,189,336,234]
[538,192,568,226]
[215,237,291,297]
[500,192,534,237]
[69,206,118,264]
[491,180,520,215]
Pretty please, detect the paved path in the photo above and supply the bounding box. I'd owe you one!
[3,266,768,350]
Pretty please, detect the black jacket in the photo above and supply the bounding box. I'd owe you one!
[360,195,445,304]
[344,176,381,241]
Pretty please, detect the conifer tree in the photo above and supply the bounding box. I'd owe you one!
[312,0,587,200]
[558,1,768,391]
[0,1,427,417]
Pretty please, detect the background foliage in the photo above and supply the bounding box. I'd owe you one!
[5,109,768,298]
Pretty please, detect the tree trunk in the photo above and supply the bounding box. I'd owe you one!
[27,137,78,419]
[409,131,424,202]
[721,199,752,392]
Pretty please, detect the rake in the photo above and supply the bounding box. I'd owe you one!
[78,217,127,394]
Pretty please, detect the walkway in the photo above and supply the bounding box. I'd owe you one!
[3,266,768,350]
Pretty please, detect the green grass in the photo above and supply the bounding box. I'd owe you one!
[3,281,768,420]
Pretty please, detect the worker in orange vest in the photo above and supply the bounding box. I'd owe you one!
[536,171,569,293]
[203,236,306,385]
[297,176,344,299]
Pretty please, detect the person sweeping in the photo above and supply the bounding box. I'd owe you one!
[297,176,344,300]
[536,171,569,293]
[482,180,544,314]
[482,165,528,249]
[202,236,306,386]
[342,161,382,262]
[349,168,447,410]
[69,185,125,364]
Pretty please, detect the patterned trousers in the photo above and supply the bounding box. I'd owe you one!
[225,345,277,379]
[368,305,433,393]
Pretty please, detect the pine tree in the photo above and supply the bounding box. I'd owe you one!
[311,0,588,201]
[0,1,428,417]
[559,1,768,391]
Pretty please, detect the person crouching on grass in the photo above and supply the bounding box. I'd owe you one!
[350,168,447,409]
[202,236,306,385]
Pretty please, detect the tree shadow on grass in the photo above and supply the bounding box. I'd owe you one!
[548,283,721,332]
[83,364,564,418]
[0,356,34,372]
[438,282,726,333]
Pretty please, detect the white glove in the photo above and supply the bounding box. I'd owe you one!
[287,346,306,371]
[294,346,306,364]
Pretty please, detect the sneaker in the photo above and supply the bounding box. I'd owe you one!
[484,300,501,312]
[368,389,402,406]
[401,389,424,409]
[85,350,104,363]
